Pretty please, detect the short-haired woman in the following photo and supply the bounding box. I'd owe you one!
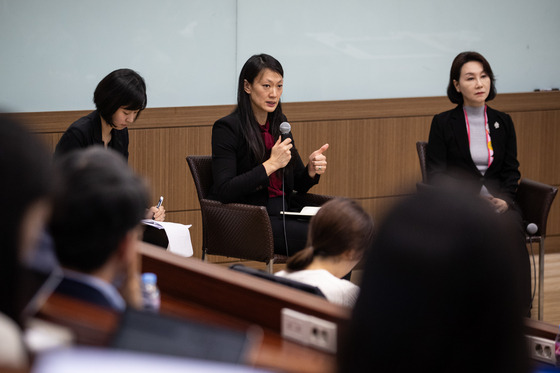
[55,68,164,220]
[55,68,146,160]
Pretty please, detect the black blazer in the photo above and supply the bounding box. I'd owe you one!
[427,105,520,206]
[209,112,319,206]
[54,111,129,161]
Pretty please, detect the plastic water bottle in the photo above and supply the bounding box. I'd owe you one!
[555,325,560,367]
[141,272,160,312]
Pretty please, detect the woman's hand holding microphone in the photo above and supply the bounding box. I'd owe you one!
[263,137,293,176]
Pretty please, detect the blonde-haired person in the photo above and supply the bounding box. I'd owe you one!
[275,198,374,307]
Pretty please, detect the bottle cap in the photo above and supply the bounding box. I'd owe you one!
[142,272,157,284]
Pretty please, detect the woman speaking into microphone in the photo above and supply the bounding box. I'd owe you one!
[209,53,329,256]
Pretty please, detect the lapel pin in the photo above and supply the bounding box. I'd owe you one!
[494,122,499,129]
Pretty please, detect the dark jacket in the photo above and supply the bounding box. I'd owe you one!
[209,112,319,206]
[55,277,123,311]
[427,105,520,206]
[54,111,129,160]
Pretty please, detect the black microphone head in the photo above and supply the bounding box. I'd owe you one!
[280,122,291,134]
[526,223,538,235]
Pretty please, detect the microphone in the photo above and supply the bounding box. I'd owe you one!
[526,223,538,235]
[278,122,291,256]
[280,122,291,141]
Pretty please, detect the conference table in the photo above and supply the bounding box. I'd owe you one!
[36,242,559,372]
[38,242,344,373]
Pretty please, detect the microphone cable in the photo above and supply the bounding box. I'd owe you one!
[278,122,292,258]
[528,236,537,307]
[281,168,289,257]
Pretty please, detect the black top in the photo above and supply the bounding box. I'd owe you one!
[54,110,129,160]
[427,105,520,205]
[209,112,319,206]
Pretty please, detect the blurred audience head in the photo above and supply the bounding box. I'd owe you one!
[338,190,528,373]
[286,197,374,274]
[50,146,148,274]
[0,115,52,322]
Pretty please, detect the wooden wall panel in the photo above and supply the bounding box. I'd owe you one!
[290,117,430,198]
[128,126,212,210]
[547,203,560,236]
[510,110,560,237]
[513,110,560,185]
[33,132,61,156]
[13,91,560,257]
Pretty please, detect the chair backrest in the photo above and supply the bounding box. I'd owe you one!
[186,155,213,201]
[186,155,277,263]
[416,141,428,183]
[516,178,558,237]
[229,264,326,299]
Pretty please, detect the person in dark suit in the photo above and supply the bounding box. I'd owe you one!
[338,191,530,373]
[55,68,145,161]
[54,68,164,221]
[426,51,531,314]
[0,115,52,368]
[210,54,329,256]
[50,147,149,311]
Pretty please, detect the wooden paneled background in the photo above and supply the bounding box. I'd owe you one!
[13,92,560,264]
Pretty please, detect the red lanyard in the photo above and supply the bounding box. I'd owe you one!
[464,105,493,167]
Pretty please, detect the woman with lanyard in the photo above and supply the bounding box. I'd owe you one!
[210,53,329,257]
[426,51,531,315]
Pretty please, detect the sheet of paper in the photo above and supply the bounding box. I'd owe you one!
[141,220,193,257]
[279,206,321,217]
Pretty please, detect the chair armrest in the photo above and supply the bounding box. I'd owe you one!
[201,198,269,214]
[415,182,436,192]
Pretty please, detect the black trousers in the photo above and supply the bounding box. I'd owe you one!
[267,197,310,257]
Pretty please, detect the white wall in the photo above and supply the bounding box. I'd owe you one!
[1,0,559,112]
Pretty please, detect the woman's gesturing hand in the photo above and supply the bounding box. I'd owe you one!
[308,143,329,177]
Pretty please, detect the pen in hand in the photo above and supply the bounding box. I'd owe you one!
[153,196,164,220]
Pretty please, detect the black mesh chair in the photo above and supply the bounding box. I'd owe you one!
[415,141,558,320]
[516,178,558,320]
[187,155,332,273]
